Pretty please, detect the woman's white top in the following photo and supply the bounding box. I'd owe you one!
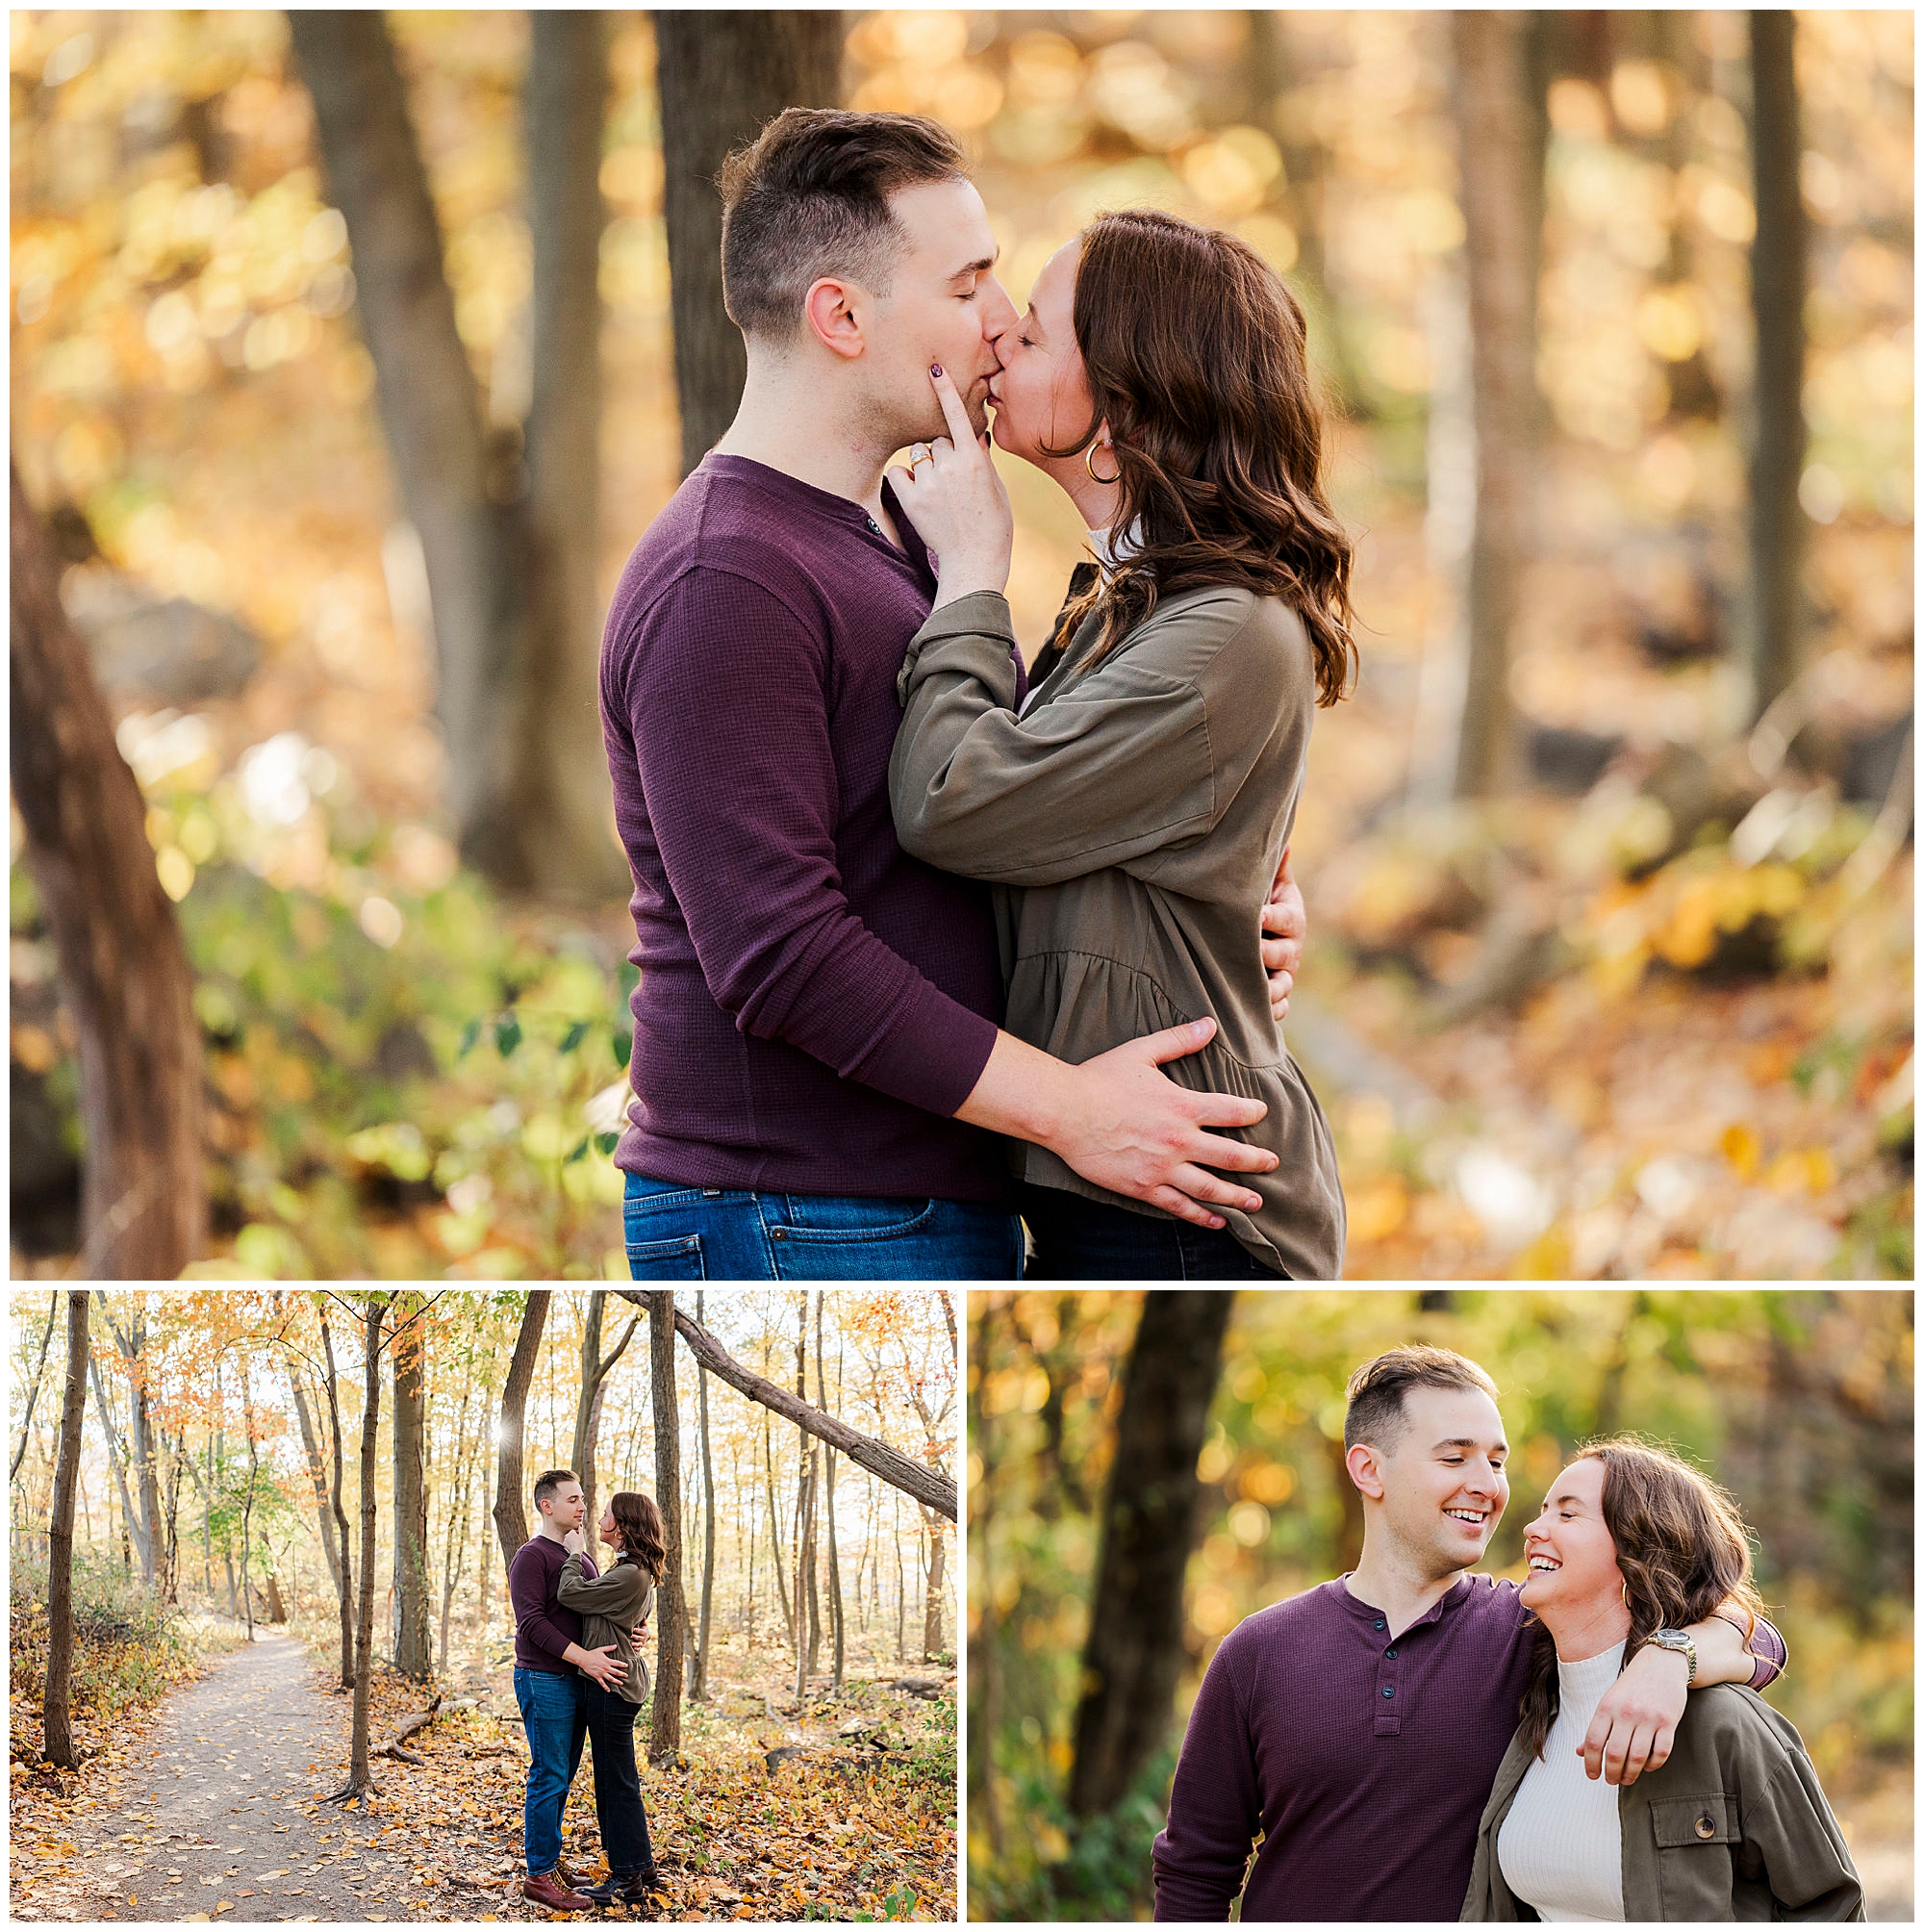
[1496,1640,1628,1922]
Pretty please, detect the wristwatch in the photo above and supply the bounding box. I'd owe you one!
[1648,1628,1698,1684]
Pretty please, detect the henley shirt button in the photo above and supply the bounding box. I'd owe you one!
[1380,1686,1395,1699]
[1384,1647,1398,1659]
[1373,1618,1385,1630]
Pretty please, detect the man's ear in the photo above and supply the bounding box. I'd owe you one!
[803,275,868,362]
[1347,1440,1387,1502]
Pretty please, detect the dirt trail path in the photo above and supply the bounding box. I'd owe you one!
[13,1635,428,1924]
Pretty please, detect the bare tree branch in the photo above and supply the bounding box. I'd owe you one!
[615,1292,956,1521]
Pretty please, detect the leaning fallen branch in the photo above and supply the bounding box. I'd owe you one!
[372,1691,443,1765]
[614,1293,956,1521]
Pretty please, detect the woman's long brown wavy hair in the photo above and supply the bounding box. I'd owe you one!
[608,1490,666,1584]
[1518,1436,1766,1761]
[1046,208,1356,706]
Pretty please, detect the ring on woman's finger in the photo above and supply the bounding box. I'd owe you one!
[908,443,932,473]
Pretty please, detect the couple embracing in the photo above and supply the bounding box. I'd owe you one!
[508,1468,663,1915]
[1154,1346,1864,1922]
[601,105,1352,1282]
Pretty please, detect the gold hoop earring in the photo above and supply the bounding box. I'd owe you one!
[1085,442,1120,486]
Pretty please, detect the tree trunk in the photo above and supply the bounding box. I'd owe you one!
[652,11,845,476]
[1446,13,1537,798]
[286,15,519,887]
[615,1291,955,1518]
[290,1372,344,1600]
[763,1414,794,1647]
[88,1346,152,1581]
[922,1512,945,1662]
[320,1306,355,1690]
[439,1360,474,1674]
[392,1294,431,1679]
[239,1359,260,1642]
[10,464,203,1276]
[162,1426,185,1603]
[572,1289,642,1532]
[494,1290,549,1570]
[515,12,630,901]
[816,1300,843,1691]
[646,1293,687,1765]
[693,1288,717,1701]
[1067,1289,1236,1819]
[43,1290,89,1769]
[1744,9,1808,723]
[330,1294,391,1802]
[969,1295,1002,1858]
[475,1435,497,1672]
[288,13,622,899]
[793,1439,816,1711]
[13,1290,61,1482]
[797,1296,821,1678]
[119,1314,164,1585]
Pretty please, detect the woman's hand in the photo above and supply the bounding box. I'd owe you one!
[885,366,1013,606]
[562,1527,587,1556]
[1262,846,1305,1024]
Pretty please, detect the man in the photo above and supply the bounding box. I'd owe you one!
[509,1468,628,1913]
[600,108,1306,1281]
[1152,1346,1787,1921]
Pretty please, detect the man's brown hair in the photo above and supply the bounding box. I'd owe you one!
[1343,1345,1501,1454]
[718,108,967,343]
[532,1468,578,1517]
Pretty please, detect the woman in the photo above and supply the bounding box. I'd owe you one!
[559,1491,663,1912]
[887,208,1350,1279]
[1461,1437,1862,1921]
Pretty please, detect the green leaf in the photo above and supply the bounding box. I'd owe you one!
[612,1030,633,1070]
[458,1017,481,1059]
[494,1013,522,1058]
[560,1019,590,1055]
[565,1136,591,1164]
[594,1131,620,1157]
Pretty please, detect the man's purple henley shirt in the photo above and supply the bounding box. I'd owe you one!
[598,454,1019,1203]
[509,1534,596,1674]
[1151,1572,1787,1922]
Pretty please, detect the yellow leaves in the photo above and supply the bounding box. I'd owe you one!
[1721,1123,1762,1180]
[1344,1175,1409,1244]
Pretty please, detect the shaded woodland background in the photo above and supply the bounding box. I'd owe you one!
[11,1287,957,1919]
[8,11,1914,1280]
[967,1286,1913,1920]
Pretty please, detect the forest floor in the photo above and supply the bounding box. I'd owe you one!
[9,1622,956,1923]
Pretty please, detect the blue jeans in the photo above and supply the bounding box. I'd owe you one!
[1018,1183,1286,1279]
[623,1173,1023,1280]
[514,1665,586,1876]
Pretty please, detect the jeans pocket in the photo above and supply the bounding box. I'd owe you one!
[625,1233,706,1280]
[773,1196,938,1242]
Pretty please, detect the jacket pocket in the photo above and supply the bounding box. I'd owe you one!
[1649,1792,1741,1921]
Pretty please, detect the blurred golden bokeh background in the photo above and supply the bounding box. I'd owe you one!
[9,12,1913,1279]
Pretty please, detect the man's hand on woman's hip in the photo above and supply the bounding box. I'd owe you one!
[563,1640,628,1690]
[958,1020,1276,1229]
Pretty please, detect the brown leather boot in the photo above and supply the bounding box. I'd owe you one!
[522,1868,595,1913]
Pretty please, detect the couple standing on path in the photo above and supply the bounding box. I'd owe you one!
[508,1468,664,1915]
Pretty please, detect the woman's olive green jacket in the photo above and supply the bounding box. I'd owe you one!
[558,1550,653,1708]
[890,585,1344,1280]
[1461,1684,1863,1922]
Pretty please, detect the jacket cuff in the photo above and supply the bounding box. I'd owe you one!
[898,590,1014,704]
